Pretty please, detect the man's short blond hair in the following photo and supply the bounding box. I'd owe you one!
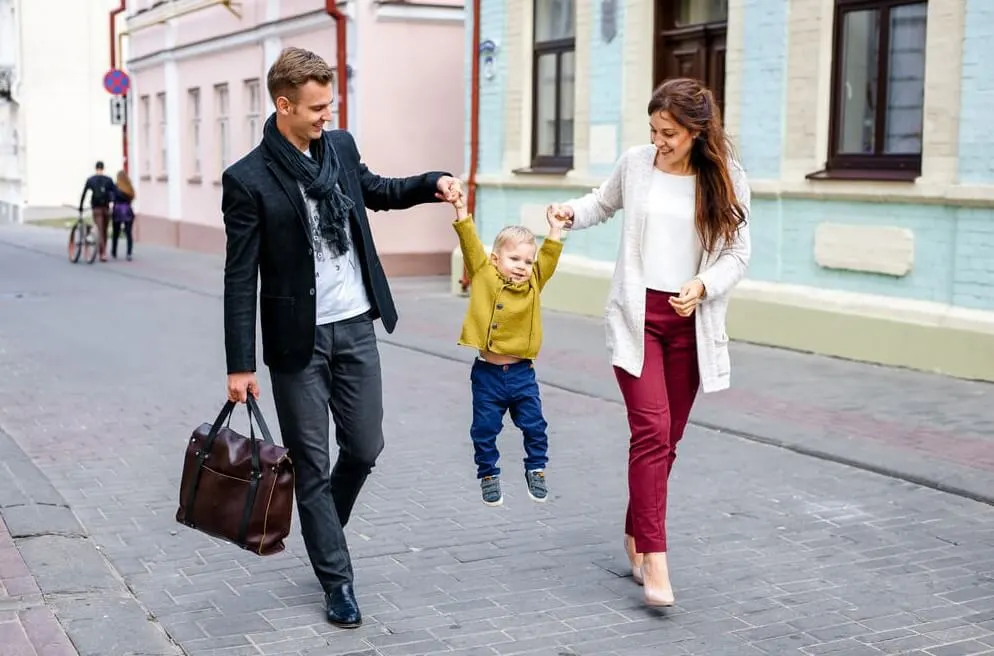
[492,225,537,254]
[267,47,334,104]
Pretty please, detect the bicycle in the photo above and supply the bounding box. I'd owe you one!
[67,210,98,264]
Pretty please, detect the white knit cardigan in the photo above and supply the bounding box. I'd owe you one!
[565,144,752,393]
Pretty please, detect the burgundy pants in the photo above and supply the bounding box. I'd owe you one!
[614,289,700,553]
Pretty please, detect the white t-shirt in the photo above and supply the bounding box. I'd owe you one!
[298,167,371,325]
[642,169,702,293]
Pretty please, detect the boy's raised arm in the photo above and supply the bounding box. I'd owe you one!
[450,182,488,279]
[534,209,569,290]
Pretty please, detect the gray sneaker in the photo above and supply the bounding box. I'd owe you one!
[480,475,503,506]
[525,470,548,502]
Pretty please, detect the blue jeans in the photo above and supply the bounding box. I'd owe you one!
[469,359,549,478]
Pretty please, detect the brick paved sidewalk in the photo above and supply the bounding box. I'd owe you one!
[6,223,991,504]
[381,276,994,504]
[0,516,77,656]
[3,224,994,656]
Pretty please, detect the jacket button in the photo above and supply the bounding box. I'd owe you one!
[309,288,315,296]
[491,322,498,329]
[496,304,503,310]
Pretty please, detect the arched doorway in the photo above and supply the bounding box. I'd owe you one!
[653,0,728,114]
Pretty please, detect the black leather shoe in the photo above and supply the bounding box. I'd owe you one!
[325,583,362,628]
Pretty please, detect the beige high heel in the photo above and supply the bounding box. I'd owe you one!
[624,535,644,586]
[642,552,675,607]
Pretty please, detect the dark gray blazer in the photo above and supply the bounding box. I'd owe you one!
[222,128,449,375]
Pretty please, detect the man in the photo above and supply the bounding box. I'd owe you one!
[79,161,117,262]
[221,47,458,628]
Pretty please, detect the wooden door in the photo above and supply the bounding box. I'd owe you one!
[654,0,728,115]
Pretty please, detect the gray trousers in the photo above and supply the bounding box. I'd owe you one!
[270,313,384,591]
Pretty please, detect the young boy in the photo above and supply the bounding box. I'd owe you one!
[448,181,569,506]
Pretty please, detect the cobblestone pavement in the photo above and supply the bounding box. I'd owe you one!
[1,224,994,656]
[0,515,78,656]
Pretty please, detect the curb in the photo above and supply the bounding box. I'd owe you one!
[0,428,184,656]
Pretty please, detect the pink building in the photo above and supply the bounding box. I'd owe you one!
[123,0,464,275]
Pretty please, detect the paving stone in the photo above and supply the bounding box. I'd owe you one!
[926,640,994,656]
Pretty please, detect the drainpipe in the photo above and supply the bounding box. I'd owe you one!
[324,0,349,129]
[109,0,128,173]
[461,0,481,292]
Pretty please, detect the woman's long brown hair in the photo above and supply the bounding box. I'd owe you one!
[116,170,135,201]
[648,78,746,254]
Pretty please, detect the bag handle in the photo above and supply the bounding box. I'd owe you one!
[245,396,275,444]
[201,396,274,454]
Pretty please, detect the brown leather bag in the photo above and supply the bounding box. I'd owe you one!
[176,397,294,556]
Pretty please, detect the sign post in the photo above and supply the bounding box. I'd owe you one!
[103,68,130,173]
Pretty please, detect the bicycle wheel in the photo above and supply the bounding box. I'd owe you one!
[84,224,98,264]
[68,223,83,263]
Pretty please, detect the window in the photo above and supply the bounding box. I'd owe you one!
[139,95,150,175]
[244,79,261,149]
[531,0,575,170]
[188,88,201,178]
[671,0,726,25]
[156,92,167,175]
[825,0,927,179]
[214,83,230,174]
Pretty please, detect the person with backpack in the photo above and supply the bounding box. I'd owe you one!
[78,161,118,262]
[111,170,136,261]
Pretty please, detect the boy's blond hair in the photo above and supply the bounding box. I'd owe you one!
[492,225,536,253]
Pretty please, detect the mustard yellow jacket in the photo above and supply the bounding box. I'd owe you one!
[454,216,563,359]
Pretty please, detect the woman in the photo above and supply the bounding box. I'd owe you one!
[547,78,750,607]
[111,170,136,261]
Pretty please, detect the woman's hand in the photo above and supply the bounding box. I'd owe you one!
[668,278,706,317]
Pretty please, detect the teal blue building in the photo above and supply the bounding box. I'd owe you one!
[454,0,994,381]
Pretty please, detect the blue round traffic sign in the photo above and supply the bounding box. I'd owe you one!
[103,69,130,96]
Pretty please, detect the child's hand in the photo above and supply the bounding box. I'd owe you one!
[449,179,468,219]
[450,179,464,208]
[546,203,573,230]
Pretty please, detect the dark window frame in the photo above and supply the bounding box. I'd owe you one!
[530,11,575,172]
[819,0,928,181]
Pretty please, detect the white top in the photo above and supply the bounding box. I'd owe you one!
[299,178,372,326]
[642,169,702,293]
[564,145,752,394]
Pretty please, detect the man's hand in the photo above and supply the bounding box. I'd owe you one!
[668,278,706,317]
[546,203,575,228]
[227,372,260,403]
[435,176,461,203]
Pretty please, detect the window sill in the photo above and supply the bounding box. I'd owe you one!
[187,176,203,185]
[213,180,222,187]
[512,166,572,176]
[139,175,151,182]
[155,175,168,183]
[805,168,919,183]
